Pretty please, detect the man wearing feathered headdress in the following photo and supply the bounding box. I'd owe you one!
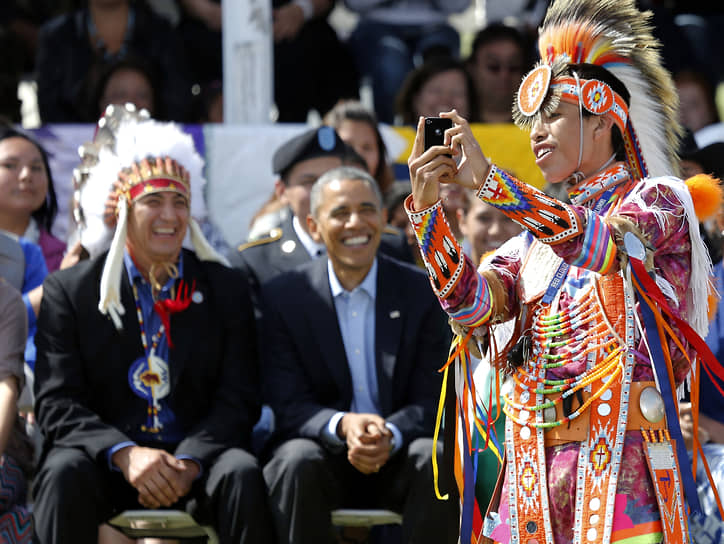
[404,0,724,543]
[31,108,274,543]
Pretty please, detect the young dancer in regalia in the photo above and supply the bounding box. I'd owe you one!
[405,0,724,542]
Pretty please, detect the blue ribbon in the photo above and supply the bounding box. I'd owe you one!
[630,260,702,538]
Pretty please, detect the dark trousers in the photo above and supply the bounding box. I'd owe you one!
[32,446,274,544]
[264,437,459,544]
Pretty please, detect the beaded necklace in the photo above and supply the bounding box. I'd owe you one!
[502,284,625,429]
[130,281,171,433]
[132,282,166,355]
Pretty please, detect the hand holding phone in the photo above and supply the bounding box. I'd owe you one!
[424,117,453,151]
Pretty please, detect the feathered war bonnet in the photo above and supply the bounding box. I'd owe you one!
[72,104,228,330]
[512,0,682,180]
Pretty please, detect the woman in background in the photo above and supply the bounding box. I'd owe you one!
[395,56,478,125]
[324,100,395,195]
[0,127,63,272]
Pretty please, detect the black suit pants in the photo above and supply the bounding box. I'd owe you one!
[263,437,459,544]
[32,446,274,543]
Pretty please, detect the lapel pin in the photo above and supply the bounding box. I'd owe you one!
[281,240,296,254]
[389,310,400,319]
[192,291,204,304]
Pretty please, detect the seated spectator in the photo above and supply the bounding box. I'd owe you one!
[231,126,413,307]
[346,0,471,123]
[0,127,64,272]
[396,56,478,124]
[0,277,33,544]
[35,0,191,123]
[466,23,530,123]
[261,166,458,543]
[0,127,83,370]
[31,117,273,543]
[324,100,396,194]
[91,57,160,121]
[177,0,358,122]
[675,69,720,135]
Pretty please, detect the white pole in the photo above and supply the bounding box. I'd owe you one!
[222,0,274,123]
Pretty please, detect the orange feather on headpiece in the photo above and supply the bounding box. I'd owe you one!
[686,174,723,221]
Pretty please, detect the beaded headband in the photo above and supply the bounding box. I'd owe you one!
[118,156,191,204]
[73,104,228,330]
[512,0,682,180]
[518,67,629,133]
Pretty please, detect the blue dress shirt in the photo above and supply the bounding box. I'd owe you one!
[322,258,402,453]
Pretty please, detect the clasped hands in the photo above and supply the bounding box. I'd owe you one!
[408,110,490,211]
[337,413,394,475]
[112,446,199,509]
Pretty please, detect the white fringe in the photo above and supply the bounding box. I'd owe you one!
[655,275,679,308]
[624,176,713,397]
[98,197,128,330]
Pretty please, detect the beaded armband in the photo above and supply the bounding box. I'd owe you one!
[476,165,582,245]
[405,195,464,299]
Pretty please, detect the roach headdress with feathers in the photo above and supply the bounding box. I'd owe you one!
[513,0,682,181]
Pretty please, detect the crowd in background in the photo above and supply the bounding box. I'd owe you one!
[1,0,724,542]
[0,1,721,127]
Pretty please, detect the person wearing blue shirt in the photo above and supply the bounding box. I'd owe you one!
[32,147,272,543]
[18,237,47,370]
[261,166,458,543]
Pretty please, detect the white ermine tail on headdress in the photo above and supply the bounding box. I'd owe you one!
[99,197,128,330]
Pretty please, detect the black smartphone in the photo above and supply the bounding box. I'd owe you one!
[424,117,453,151]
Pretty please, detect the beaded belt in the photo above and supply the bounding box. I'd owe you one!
[544,380,666,446]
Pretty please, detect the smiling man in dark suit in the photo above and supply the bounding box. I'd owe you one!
[231,126,413,310]
[31,120,273,544]
[261,166,458,544]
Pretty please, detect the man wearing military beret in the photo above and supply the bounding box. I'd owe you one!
[229,126,412,304]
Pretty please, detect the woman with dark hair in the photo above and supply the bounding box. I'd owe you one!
[675,69,721,134]
[0,127,83,370]
[0,126,63,271]
[90,56,161,120]
[324,100,395,194]
[395,56,478,125]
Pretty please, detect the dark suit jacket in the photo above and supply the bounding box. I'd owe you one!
[33,249,260,468]
[230,213,414,306]
[260,253,451,448]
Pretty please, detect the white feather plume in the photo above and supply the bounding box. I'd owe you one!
[79,117,209,258]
